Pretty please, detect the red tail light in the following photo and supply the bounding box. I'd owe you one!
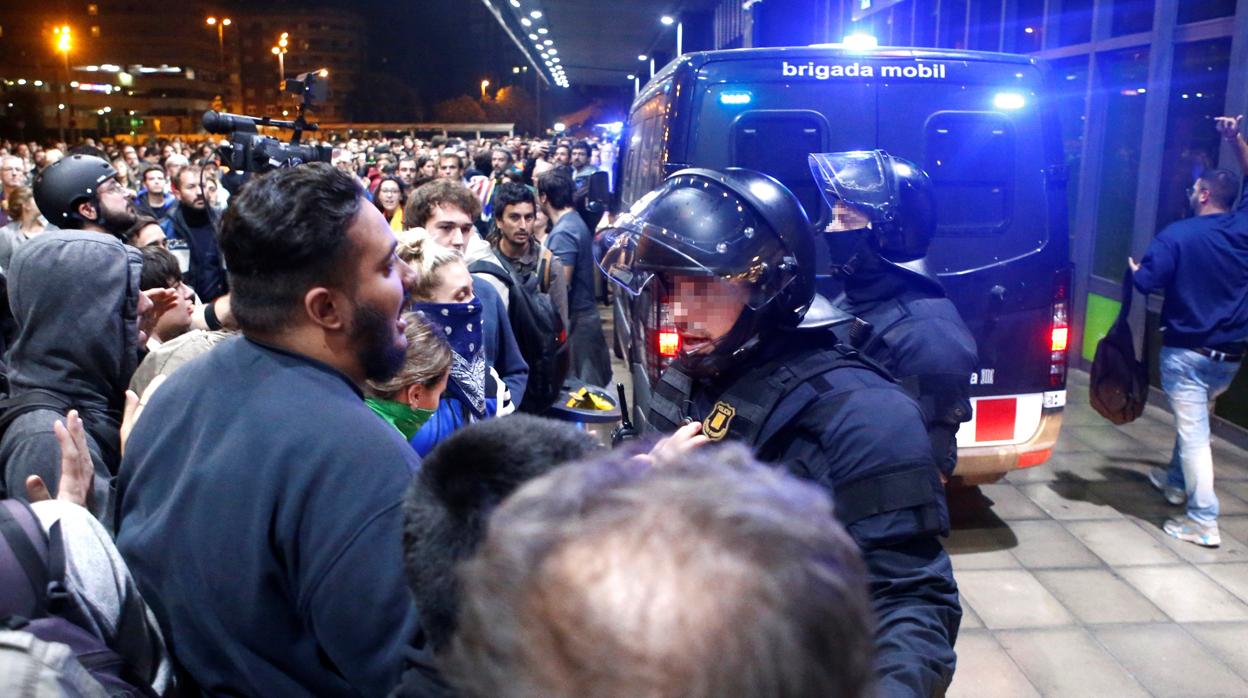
[1050,327,1069,352]
[657,330,681,358]
[1048,267,1071,388]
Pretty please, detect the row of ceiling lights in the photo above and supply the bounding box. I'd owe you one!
[507,0,567,88]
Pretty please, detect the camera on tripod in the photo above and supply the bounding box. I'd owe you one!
[202,69,332,174]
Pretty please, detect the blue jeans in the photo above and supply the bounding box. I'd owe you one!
[1160,347,1242,524]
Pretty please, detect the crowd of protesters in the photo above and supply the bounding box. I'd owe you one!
[0,129,881,698]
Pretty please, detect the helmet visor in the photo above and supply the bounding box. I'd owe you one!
[596,218,779,311]
[809,151,897,227]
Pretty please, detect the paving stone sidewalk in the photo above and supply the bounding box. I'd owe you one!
[948,370,1248,698]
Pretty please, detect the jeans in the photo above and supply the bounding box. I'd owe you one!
[1160,347,1242,524]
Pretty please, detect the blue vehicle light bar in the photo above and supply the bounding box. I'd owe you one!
[719,91,753,105]
[993,92,1026,110]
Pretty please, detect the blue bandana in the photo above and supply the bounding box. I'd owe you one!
[413,299,488,419]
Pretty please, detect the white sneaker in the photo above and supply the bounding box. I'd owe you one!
[1164,516,1221,548]
[1148,467,1186,506]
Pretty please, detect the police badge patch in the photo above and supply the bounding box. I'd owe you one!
[702,401,736,441]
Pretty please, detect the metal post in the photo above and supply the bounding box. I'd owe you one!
[1125,0,1178,338]
[677,22,683,56]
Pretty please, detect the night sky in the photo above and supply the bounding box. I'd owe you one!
[288,0,627,125]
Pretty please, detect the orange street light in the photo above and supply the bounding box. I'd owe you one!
[480,79,490,99]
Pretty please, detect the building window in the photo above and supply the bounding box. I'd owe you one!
[1154,37,1232,231]
[1178,0,1237,24]
[1091,48,1150,280]
[91,25,101,38]
[1013,0,1043,52]
[1111,0,1153,36]
[968,0,1001,51]
[1058,0,1093,46]
[87,4,98,15]
[937,0,967,49]
[913,0,937,47]
[1051,55,1089,238]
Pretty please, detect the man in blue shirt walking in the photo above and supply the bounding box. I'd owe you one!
[1131,114,1248,547]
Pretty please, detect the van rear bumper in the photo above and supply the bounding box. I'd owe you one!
[952,408,1063,485]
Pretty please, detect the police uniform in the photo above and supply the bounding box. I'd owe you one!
[599,167,960,697]
[811,150,979,479]
[841,267,977,477]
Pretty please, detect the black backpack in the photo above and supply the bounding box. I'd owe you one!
[1090,269,1149,425]
[470,248,569,413]
[0,499,159,697]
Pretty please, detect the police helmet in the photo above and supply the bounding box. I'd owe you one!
[596,168,817,373]
[34,154,118,228]
[809,150,938,283]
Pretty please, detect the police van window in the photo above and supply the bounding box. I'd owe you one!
[925,112,1013,236]
[731,111,828,224]
[622,89,670,205]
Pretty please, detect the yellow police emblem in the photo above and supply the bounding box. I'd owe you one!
[702,401,736,441]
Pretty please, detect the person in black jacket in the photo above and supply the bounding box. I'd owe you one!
[597,168,960,696]
[160,165,228,303]
[810,151,978,480]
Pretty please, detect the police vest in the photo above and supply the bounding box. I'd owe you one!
[647,343,946,537]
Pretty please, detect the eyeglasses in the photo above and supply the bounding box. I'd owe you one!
[97,180,129,196]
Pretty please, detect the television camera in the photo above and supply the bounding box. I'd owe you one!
[201,70,332,174]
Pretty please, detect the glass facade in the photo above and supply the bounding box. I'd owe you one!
[1155,38,1233,232]
[1092,48,1149,280]
[1050,55,1089,238]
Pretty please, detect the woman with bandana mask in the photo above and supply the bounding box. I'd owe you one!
[400,232,516,456]
[364,312,453,440]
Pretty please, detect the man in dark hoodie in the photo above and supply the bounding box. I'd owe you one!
[0,155,154,522]
[0,231,145,522]
[115,163,426,697]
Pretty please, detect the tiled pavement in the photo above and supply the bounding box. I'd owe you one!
[947,370,1248,698]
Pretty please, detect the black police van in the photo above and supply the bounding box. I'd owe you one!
[613,45,1071,483]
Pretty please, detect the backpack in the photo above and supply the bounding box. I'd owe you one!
[470,248,569,413]
[1090,269,1149,425]
[0,630,109,698]
[0,499,159,697]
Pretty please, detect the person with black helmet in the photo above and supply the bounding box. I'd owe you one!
[597,168,960,697]
[34,153,139,238]
[810,151,979,480]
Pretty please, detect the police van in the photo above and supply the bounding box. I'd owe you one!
[613,45,1071,483]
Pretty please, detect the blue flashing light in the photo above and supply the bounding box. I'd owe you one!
[993,92,1026,110]
[842,33,878,50]
[719,91,752,106]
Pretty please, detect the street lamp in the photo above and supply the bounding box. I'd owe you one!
[206,17,233,109]
[272,32,290,84]
[661,15,683,56]
[481,79,490,99]
[53,24,72,141]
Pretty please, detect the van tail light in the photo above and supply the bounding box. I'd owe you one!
[1048,267,1071,388]
[644,296,679,381]
[656,330,681,358]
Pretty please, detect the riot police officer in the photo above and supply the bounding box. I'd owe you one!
[810,151,978,479]
[597,168,959,697]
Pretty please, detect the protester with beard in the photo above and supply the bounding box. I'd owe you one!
[161,165,228,303]
[34,154,140,239]
[114,163,429,697]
